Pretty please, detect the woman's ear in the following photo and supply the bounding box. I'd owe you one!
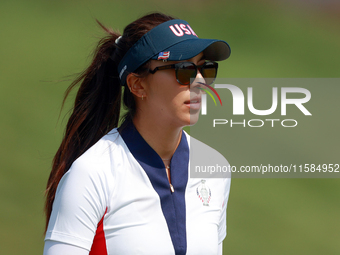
[126,73,146,100]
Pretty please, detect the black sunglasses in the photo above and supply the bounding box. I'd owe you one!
[149,61,218,85]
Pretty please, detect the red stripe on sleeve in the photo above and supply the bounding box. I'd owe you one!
[89,208,108,255]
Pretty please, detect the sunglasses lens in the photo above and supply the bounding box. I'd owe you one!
[176,63,197,85]
[175,62,218,85]
[201,62,218,85]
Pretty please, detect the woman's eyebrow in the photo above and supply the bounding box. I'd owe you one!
[198,56,206,63]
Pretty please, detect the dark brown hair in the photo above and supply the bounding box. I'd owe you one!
[45,12,175,230]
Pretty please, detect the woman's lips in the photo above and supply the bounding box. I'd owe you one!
[184,97,201,110]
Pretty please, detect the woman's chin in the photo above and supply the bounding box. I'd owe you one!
[188,110,200,126]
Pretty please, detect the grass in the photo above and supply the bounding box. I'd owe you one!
[0,0,339,254]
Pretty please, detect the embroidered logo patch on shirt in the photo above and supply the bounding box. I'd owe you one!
[196,180,211,206]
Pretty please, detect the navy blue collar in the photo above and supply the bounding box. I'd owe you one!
[119,120,189,255]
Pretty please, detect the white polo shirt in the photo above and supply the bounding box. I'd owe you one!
[45,121,231,255]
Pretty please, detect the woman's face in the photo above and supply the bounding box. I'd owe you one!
[141,52,205,128]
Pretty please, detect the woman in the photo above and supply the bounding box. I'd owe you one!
[44,12,231,255]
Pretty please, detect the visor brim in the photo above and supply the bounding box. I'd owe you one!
[151,38,231,61]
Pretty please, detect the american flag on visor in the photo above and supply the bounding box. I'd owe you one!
[157,51,170,60]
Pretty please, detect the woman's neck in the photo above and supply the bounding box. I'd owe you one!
[132,114,182,161]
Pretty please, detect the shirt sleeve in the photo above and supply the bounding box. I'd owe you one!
[44,155,114,251]
[43,241,89,255]
[218,177,231,244]
[217,242,223,255]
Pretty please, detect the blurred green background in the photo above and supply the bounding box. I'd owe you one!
[0,0,339,254]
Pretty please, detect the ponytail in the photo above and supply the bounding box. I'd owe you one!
[44,22,122,230]
[45,12,175,231]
